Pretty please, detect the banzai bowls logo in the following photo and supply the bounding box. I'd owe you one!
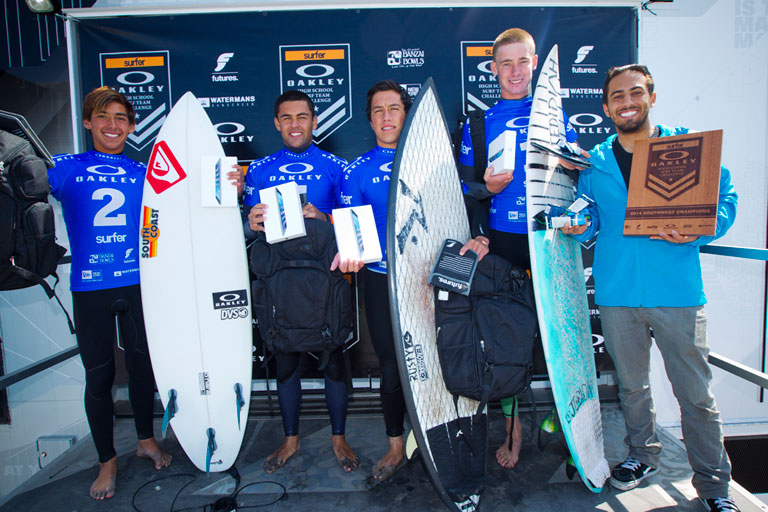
[386,48,425,68]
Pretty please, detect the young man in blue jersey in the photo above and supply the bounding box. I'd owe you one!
[563,65,739,512]
[458,27,583,470]
[49,87,172,500]
[244,90,359,474]
[337,80,490,481]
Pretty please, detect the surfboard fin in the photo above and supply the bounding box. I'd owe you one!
[565,456,577,480]
[206,428,217,473]
[234,383,245,430]
[161,389,178,439]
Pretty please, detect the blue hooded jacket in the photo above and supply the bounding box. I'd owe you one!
[573,125,737,307]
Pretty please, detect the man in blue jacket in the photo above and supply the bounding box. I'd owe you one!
[564,64,739,512]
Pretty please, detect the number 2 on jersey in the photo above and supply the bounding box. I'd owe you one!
[92,188,127,227]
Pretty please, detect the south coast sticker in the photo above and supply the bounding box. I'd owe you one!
[140,206,159,258]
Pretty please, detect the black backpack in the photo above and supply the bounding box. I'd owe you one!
[434,253,536,414]
[250,218,353,369]
[0,130,73,332]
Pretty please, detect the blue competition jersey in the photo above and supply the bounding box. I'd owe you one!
[243,145,347,214]
[339,146,394,274]
[49,151,146,291]
[459,97,577,234]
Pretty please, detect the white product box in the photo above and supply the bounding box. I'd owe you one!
[332,205,382,264]
[259,181,306,243]
[201,156,238,207]
[487,130,517,176]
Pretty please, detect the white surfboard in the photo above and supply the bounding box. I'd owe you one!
[139,91,252,472]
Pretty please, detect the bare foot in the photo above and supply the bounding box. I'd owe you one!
[90,456,117,500]
[332,434,359,472]
[496,415,522,469]
[264,436,300,474]
[372,436,405,481]
[136,438,173,469]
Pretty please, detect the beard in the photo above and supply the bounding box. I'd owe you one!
[613,109,649,134]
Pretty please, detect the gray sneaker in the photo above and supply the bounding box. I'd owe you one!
[609,457,658,491]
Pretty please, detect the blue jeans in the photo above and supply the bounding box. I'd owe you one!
[599,305,732,499]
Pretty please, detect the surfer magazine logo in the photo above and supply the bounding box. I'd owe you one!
[212,290,249,320]
[140,207,159,258]
[100,50,172,152]
[460,41,499,114]
[147,141,187,194]
[279,44,351,143]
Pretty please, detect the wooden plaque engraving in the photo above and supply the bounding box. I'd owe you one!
[623,129,722,236]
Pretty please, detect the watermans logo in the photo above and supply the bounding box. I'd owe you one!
[147,141,187,194]
[560,87,602,99]
[100,50,171,152]
[141,206,159,258]
[280,44,352,142]
[212,52,238,82]
[212,289,249,321]
[198,95,256,108]
[571,44,598,74]
[386,48,425,68]
[460,42,499,114]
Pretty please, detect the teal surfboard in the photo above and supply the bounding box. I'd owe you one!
[525,45,610,492]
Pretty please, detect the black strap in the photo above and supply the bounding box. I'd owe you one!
[454,395,478,457]
[9,265,76,334]
[468,109,486,181]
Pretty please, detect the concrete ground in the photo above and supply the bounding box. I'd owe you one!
[1,404,765,512]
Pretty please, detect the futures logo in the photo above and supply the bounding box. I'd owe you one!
[574,45,594,64]
[214,52,234,72]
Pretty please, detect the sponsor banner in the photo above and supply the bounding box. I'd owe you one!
[100,50,172,152]
[279,44,352,142]
[78,7,634,375]
[460,41,498,114]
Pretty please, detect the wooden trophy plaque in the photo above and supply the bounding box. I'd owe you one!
[623,129,722,236]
